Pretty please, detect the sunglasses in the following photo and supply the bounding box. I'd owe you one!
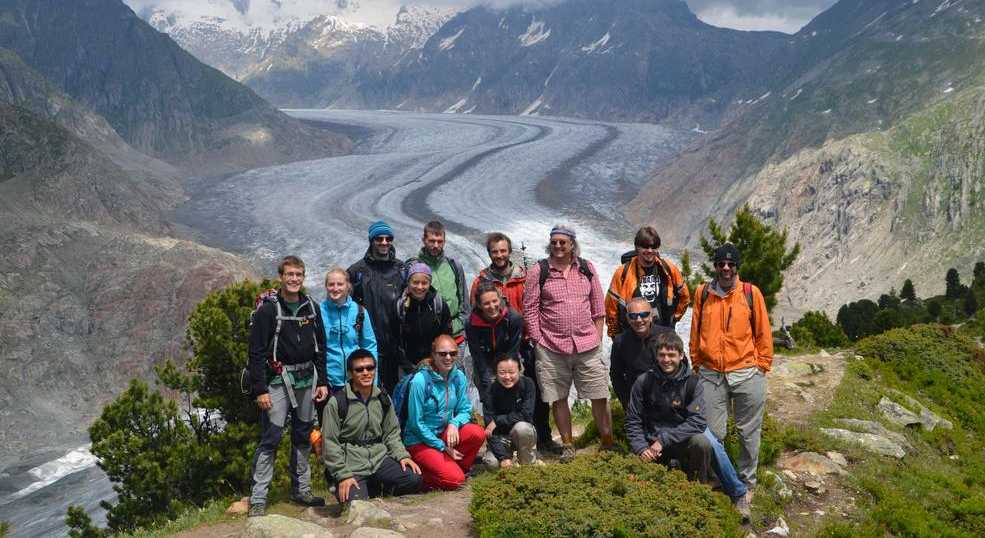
[627,311,652,320]
[351,365,376,373]
[434,350,459,358]
[715,261,736,269]
[372,236,394,243]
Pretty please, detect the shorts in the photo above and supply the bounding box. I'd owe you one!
[534,343,609,402]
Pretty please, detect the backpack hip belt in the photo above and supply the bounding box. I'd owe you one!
[280,361,314,409]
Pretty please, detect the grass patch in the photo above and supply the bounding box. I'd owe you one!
[116,497,235,538]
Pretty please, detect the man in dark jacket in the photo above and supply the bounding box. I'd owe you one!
[610,297,673,409]
[248,256,329,517]
[482,354,539,468]
[348,220,405,391]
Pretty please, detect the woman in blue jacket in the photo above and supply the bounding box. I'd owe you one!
[320,267,378,393]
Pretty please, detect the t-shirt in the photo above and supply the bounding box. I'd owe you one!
[634,265,662,324]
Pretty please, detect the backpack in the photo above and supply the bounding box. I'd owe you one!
[395,291,446,325]
[694,282,755,337]
[354,303,366,344]
[391,368,439,430]
[240,289,321,394]
[332,387,392,429]
[537,257,593,291]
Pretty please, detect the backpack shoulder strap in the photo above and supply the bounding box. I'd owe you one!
[538,259,550,291]
[355,304,365,344]
[696,283,710,337]
[618,260,633,287]
[334,390,350,422]
[743,282,755,333]
[577,257,593,280]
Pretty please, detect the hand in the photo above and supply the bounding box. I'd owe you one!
[640,448,656,462]
[446,424,460,448]
[649,439,663,458]
[485,421,496,436]
[758,365,768,375]
[500,458,513,468]
[256,393,272,411]
[444,446,464,461]
[400,458,421,475]
[337,477,360,503]
[313,386,329,402]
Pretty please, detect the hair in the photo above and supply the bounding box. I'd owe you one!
[474,282,502,309]
[653,331,685,356]
[544,223,581,258]
[494,353,523,373]
[346,348,376,371]
[634,226,661,249]
[277,255,305,275]
[423,220,446,237]
[323,266,350,287]
[485,232,513,254]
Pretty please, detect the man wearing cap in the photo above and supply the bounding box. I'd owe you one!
[690,243,772,498]
[348,221,405,391]
[523,224,613,462]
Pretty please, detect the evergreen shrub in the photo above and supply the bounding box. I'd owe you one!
[470,452,742,538]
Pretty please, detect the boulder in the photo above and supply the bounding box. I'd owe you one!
[804,480,826,495]
[778,452,846,476]
[878,397,923,428]
[241,514,334,538]
[832,418,910,448]
[766,517,790,537]
[820,428,906,459]
[826,451,848,467]
[765,471,793,500]
[886,389,954,431]
[227,497,250,515]
[349,528,405,538]
[346,500,394,528]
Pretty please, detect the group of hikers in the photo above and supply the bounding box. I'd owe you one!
[245,219,772,522]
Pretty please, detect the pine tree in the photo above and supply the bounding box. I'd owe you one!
[974,262,985,288]
[965,289,979,317]
[698,205,800,312]
[900,279,916,301]
[679,249,702,297]
[946,268,963,299]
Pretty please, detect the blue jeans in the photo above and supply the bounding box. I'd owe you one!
[704,428,748,499]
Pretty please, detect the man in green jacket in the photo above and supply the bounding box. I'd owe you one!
[322,349,423,504]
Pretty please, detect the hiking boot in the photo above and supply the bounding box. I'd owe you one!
[733,494,752,522]
[290,491,325,507]
[247,503,266,517]
[559,444,577,463]
[600,443,621,454]
[540,438,564,455]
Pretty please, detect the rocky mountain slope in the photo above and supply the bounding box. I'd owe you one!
[0,0,351,176]
[628,0,985,318]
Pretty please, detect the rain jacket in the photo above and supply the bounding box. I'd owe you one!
[465,306,523,393]
[395,287,452,371]
[624,360,706,455]
[605,255,689,336]
[348,245,404,365]
[319,296,378,387]
[401,366,472,451]
[470,263,528,313]
[321,383,409,481]
[689,278,773,373]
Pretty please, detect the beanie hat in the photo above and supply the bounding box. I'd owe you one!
[406,262,432,280]
[713,243,740,267]
[549,225,577,240]
[368,220,394,241]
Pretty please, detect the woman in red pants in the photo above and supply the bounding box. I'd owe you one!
[402,334,486,490]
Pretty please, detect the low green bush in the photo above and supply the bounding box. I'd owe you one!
[790,310,848,350]
[575,398,629,451]
[470,452,742,537]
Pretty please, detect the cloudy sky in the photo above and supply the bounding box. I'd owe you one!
[127,0,838,34]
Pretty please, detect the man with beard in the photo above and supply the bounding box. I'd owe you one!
[348,221,405,391]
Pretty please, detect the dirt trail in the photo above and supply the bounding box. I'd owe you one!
[767,351,848,424]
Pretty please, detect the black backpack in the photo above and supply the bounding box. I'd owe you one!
[332,387,392,424]
[537,257,593,291]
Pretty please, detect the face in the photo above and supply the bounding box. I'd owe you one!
[408,273,431,300]
[627,303,653,336]
[371,234,393,258]
[478,290,502,320]
[656,346,683,374]
[549,234,572,261]
[716,260,737,285]
[423,231,445,257]
[496,359,520,389]
[431,338,459,376]
[349,357,376,389]
[325,272,349,303]
[636,241,659,267]
[279,264,305,296]
[488,240,511,270]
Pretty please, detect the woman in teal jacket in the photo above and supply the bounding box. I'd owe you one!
[403,335,486,490]
[320,268,378,392]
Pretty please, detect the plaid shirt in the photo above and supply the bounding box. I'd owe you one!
[523,258,605,355]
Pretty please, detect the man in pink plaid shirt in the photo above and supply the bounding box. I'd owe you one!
[523,224,614,462]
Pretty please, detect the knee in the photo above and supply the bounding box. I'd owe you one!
[461,423,486,444]
[688,433,713,454]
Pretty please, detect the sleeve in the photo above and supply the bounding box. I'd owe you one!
[449,372,473,428]
[361,307,380,386]
[609,337,627,400]
[382,398,411,461]
[466,321,492,392]
[440,301,453,335]
[624,376,649,455]
[313,306,328,388]
[689,286,702,370]
[321,396,351,480]
[504,311,524,356]
[657,379,707,447]
[670,262,691,322]
[248,304,272,396]
[456,263,470,331]
[347,264,363,304]
[605,267,623,338]
[588,261,605,319]
[406,376,445,451]
[469,276,480,309]
[482,383,496,426]
[522,263,543,344]
[752,286,774,372]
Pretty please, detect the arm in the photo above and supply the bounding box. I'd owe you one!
[752,286,774,372]
[248,305,273,396]
[382,398,411,461]
[362,306,379,385]
[689,286,702,370]
[609,337,627,400]
[313,306,329,388]
[657,378,707,447]
[449,371,473,428]
[456,263,470,332]
[469,276,480,309]
[466,322,492,393]
[588,261,606,339]
[670,263,690,322]
[406,376,445,451]
[604,269,622,338]
[321,397,352,480]
[624,376,650,455]
[504,311,524,356]
[522,263,543,344]
[440,302,453,336]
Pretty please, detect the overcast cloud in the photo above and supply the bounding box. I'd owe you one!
[126,0,838,34]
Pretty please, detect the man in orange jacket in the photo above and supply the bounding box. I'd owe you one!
[605,226,689,337]
[689,243,772,495]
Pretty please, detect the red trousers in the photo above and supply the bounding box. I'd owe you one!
[407,423,486,491]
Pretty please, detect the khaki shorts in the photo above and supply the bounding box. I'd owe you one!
[534,343,610,403]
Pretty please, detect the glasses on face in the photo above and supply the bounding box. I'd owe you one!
[715,261,736,269]
[283,271,304,279]
[373,236,393,244]
[550,239,569,247]
[352,365,376,373]
[434,350,459,358]
[627,311,651,320]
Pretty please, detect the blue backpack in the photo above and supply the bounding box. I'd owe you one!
[391,368,438,430]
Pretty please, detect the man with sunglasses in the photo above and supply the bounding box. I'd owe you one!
[348,220,405,391]
[610,297,673,409]
[605,226,689,338]
[321,349,422,506]
[690,243,772,500]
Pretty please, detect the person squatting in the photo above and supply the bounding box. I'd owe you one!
[246,220,771,521]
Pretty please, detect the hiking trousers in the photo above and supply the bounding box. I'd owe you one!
[699,367,767,486]
[334,456,423,504]
[407,423,486,491]
[486,422,538,464]
[250,382,315,505]
[658,432,713,483]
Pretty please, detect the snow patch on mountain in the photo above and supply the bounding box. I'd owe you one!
[519,20,551,47]
[581,32,611,53]
[444,97,468,113]
[521,96,544,115]
[439,28,465,51]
